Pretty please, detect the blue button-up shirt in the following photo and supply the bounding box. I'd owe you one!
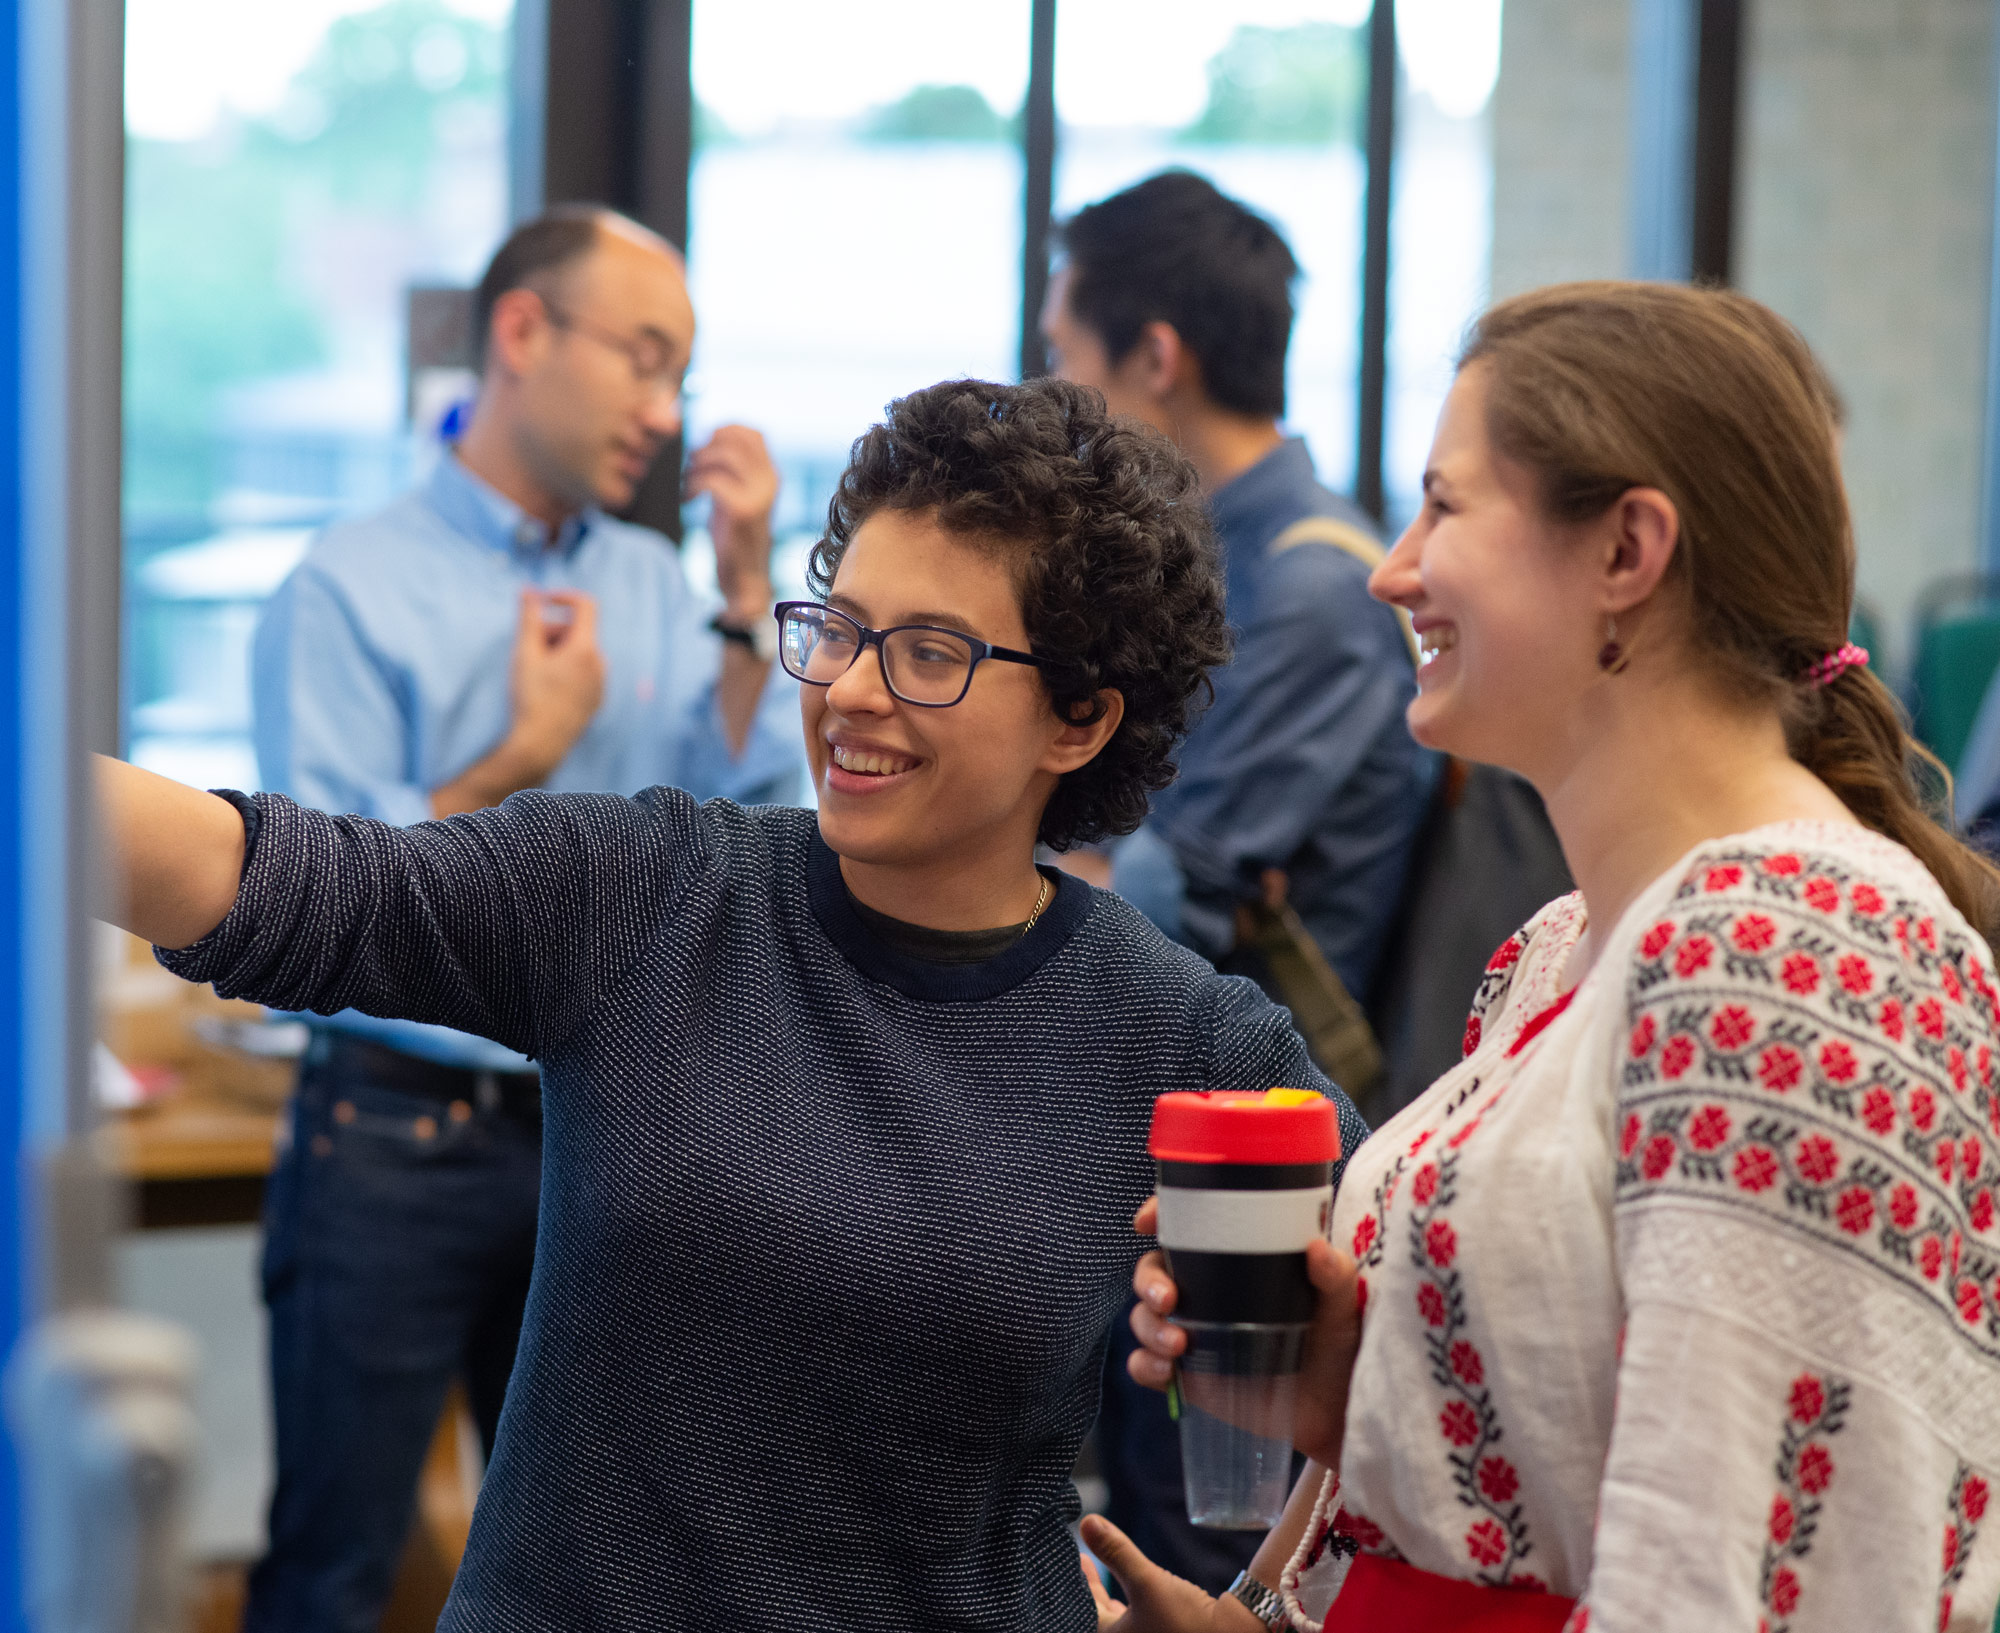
[251,452,802,1069]
[1114,437,1433,999]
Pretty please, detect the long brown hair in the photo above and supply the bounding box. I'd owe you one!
[1461,280,2000,943]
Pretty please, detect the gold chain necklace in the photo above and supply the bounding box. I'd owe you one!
[1022,873,1053,932]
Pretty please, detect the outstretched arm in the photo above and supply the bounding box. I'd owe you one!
[100,755,714,1061]
[96,755,249,949]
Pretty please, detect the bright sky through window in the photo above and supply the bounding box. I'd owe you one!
[1400,0,1505,118]
[693,0,1499,132]
[131,0,1502,145]
[124,0,509,141]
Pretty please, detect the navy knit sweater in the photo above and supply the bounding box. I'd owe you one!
[161,789,1366,1631]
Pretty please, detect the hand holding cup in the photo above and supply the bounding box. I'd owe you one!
[1130,1087,1365,1486]
[1130,1216,1360,1471]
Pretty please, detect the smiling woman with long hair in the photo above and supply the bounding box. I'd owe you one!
[96,377,1366,1633]
[1087,283,2000,1633]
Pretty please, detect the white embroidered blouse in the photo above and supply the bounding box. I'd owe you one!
[1293,821,2000,1632]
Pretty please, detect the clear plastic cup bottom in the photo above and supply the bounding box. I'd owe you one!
[1176,1321,1306,1530]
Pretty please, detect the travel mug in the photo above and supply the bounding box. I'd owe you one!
[1148,1088,1339,1529]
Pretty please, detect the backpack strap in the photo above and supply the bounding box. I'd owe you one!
[1266,514,1420,666]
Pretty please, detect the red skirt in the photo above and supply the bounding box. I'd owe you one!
[1324,1554,1577,1632]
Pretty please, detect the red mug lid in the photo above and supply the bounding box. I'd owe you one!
[1148,1089,1341,1166]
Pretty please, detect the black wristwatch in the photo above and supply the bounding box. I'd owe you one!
[709,611,778,664]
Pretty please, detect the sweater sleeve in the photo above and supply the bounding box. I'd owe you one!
[157,784,716,1060]
[1200,971,1372,1194]
[1569,843,2000,1631]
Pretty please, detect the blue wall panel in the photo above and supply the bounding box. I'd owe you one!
[0,0,32,1617]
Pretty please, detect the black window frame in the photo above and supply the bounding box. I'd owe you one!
[517,0,1410,524]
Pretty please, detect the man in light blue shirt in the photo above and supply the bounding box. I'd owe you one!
[253,422,798,1072]
[243,205,799,1633]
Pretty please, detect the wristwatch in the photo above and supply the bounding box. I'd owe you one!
[1225,1569,1287,1630]
[709,611,779,664]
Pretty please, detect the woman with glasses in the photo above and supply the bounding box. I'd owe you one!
[96,376,1365,1633]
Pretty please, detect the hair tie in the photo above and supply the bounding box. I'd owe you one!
[1802,642,1868,688]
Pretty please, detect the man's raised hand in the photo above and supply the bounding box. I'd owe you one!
[429,588,606,817]
[685,424,778,621]
[508,589,607,778]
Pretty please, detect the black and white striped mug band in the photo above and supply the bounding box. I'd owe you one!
[1155,1160,1333,1326]
[1146,1090,1342,1329]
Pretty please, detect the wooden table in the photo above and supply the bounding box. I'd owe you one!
[99,1097,280,1228]
[99,931,292,1228]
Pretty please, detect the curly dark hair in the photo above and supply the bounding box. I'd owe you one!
[808,377,1230,851]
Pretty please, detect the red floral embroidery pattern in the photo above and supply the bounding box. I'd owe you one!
[1620,847,2000,1360]
[1756,1372,1850,1633]
[1354,1150,1409,1280]
[1463,926,1536,1058]
[1334,1508,1386,1551]
[1937,1464,1988,1631]
[1352,1068,1513,1291]
[1338,904,1572,1583]
[1734,913,1778,953]
[1409,1146,1536,1585]
[1298,1501,1397,1572]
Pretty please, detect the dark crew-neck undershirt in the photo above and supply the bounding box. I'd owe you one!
[846,888,1039,964]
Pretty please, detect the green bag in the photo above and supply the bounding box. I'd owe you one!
[1240,898,1385,1100]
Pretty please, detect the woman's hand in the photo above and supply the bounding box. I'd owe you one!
[1081,1516,1254,1632]
[1126,1197,1364,1469]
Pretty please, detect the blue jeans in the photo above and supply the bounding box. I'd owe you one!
[243,1042,542,1633]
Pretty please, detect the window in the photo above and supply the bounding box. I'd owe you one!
[686,0,1032,555]
[1386,0,1503,517]
[123,0,514,790]
[121,0,1501,785]
[1053,0,1372,494]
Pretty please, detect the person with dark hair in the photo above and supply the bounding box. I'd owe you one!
[1045,169,1430,1593]
[238,204,800,1631]
[96,376,1366,1633]
[1083,282,2000,1631]
[1052,171,1297,426]
[1045,167,1428,1053]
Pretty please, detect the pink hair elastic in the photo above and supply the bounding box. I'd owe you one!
[1802,642,1869,688]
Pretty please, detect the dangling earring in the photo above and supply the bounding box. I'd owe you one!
[1598,613,1630,675]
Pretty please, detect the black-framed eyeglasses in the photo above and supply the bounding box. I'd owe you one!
[773,600,1046,709]
[538,297,683,396]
